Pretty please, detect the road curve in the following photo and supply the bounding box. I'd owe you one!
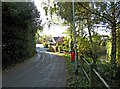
[2,52,66,87]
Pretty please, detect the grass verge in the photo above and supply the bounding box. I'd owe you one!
[64,53,90,87]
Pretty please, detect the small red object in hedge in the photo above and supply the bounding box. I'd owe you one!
[70,50,75,62]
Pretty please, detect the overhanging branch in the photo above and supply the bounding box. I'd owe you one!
[77,2,113,24]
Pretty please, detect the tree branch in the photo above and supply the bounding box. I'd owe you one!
[77,2,113,24]
[117,21,120,25]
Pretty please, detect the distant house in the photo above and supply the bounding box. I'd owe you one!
[56,36,64,44]
[48,36,64,52]
[50,36,64,45]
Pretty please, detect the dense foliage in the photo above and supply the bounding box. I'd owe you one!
[47,1,120,65]
[43,1,120,87]
[2,2,42,69]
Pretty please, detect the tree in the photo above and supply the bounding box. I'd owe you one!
[117,28,120,66]
[54,2,99,63]
[78,2,120,66]
[2,2,42,69]
[44,1,120,66]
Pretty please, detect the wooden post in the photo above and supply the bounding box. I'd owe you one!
[89,63,93,88]
[80,56,84,79]
[89,62,97,88]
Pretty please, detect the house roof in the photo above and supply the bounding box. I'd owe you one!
[50,36,64,45]
[53,37,60,41]
[56,36,64,43]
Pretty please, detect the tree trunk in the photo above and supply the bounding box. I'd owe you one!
[111,24,117,65]
[87,17,93,44]
[111,2,117,66]
[87,15,96,64]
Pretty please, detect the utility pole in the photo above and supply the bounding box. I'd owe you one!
[72,0,78,75]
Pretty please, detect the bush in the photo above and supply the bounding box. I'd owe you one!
[2,2,41,69]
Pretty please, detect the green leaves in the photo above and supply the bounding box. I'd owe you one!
[2,2,42,69]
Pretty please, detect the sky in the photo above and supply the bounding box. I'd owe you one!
[34,0,110,37]
[34,0,68,37]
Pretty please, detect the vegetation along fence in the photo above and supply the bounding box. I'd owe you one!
[80,56,111,89]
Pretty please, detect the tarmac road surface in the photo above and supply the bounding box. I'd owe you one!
[2,44,66,87]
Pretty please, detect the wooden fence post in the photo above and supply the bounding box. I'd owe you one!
[80,56,84,79]
[89,62,97,88]
[89,63,94,88]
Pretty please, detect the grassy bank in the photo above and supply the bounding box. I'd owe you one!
[64,54,89,87]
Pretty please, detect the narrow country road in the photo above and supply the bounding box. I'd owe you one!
[2,44,66,87]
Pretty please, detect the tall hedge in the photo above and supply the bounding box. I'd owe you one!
[2,2,41,69]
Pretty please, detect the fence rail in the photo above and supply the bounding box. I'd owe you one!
[80,56,111,89]
[93,69,110,89]
[82,68,90,82]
